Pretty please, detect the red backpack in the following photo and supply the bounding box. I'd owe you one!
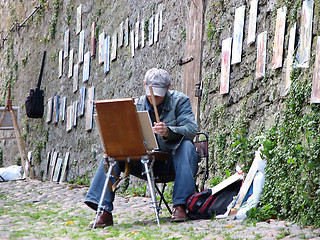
[186,180,242,219]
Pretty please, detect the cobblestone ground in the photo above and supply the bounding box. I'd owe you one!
[0,180,320,240]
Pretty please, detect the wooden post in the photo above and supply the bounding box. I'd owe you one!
[183,0,204,124]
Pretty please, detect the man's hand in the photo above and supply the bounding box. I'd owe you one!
[153,122,168,137]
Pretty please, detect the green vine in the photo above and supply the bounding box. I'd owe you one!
[48,0,60,40]
[258,67,320,227]
[66,1,74,25]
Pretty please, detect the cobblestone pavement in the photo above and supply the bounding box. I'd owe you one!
[0,179,320,240]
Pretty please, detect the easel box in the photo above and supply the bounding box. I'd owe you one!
[95,98,155,160]
[0,107,20,130]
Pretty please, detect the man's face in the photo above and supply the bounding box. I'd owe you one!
[147,95,165,106]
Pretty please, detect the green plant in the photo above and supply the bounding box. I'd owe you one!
[124,182,147,197]
[276,228,290,240]
[48,0,60,40]
[68,171,91,186]
[180,27,186,41]
[258,66,320,227]
[246,205,277,222]
[66,1,74,25]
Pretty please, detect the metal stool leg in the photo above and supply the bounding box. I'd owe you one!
[92,157,116,229]
[141,155,160,226]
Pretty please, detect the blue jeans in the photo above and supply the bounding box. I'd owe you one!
[84,140,199,213]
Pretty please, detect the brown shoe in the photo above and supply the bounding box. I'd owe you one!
[171,205,188,222]
[89,211,113,228]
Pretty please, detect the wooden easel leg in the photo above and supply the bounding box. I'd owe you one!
[10,109,34,180]
[141,156,160,226]
[92,157,116,229]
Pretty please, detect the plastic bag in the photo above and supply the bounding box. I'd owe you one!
[0,165,22,181]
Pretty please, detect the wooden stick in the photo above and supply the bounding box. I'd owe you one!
[149,85,160,123]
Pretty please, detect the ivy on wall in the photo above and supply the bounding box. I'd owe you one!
[259,67,320,227]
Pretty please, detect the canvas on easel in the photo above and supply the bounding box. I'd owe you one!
[137,111,159,150]
[0,107,19,130]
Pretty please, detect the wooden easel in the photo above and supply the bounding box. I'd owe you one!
[0,84,34,180]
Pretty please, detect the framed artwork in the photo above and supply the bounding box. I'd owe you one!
[64,29,70,59]
[73,63,79,93]
[91,21,96,58]
[104,36,111,74]
[310,37,320,103]
[45,151,51,180]
[141,20,145,48]
[68,49,74,78]
[66,104,73,132]
[46,97,53,123]
[111,33,117,61]
[135,21,140,49]
[283,23,297,96]
[124,18,129,47]
[59,152,70,184]
[297,0,314,68]
[231,5,246,65]
[78,87,86,117]
[53,95,60,124]
[130,30,135,58]
[272,6,287,70]
[98,32,105,65]
[255,31,267,80]
[76,4,82,35]
[85,86,95,131]
[73,101,78,127]
[154,13,159,43]
[118,21,124,47]
[78,30,85,64]
[58,50,63,78]
[50,151,58,181]
[149,16,154,46]
[83,51,91,82]
[247,0,258,45]
[60,96,67,122]
[159,9,163,31]
[53,157,63,182]
[220,38,232,95]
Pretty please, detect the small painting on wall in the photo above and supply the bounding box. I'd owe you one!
[283,23,297,96]
[272,6,287,70]
[255,31,267,80]
[220,38,232,95]
[85,86,95,131]
[310,37,320,103]
[231,5,245,65]
[297,0,314,68]
[247,0,258,45]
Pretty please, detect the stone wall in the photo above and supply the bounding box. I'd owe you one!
[1,0,320,183]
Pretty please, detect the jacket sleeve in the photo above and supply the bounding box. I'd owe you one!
[167,96,198,141]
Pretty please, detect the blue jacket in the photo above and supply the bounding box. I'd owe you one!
[136,90,198,151]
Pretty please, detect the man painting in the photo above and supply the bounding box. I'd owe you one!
[85,68,199,227]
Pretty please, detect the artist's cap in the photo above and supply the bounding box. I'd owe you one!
[144,68,171,97]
